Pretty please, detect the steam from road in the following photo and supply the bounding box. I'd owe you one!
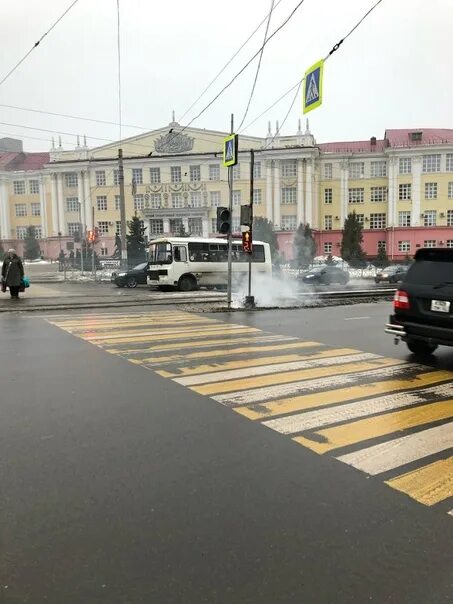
[232,271,308,308]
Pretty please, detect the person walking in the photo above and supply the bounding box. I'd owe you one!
[1,248,24,299]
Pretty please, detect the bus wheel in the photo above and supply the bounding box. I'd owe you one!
[178,275,197,292]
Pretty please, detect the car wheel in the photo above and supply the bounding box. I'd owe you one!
[406,340,438,356]
[126,277,138,288]
[116,283,125,288]
[178,275,197,292]
[374,278,380,284]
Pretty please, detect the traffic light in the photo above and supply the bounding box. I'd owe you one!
[216,206,231,234]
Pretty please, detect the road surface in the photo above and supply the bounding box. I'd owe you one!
[0,302,452,603]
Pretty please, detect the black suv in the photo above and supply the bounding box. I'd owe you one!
[386,248,453,356]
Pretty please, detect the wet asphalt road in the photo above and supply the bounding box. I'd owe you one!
[0,304,452,603]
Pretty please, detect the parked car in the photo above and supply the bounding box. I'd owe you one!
[375,265,408,284]
[111,262,149,288]
[301,265,350,286]
[385,248,453,356]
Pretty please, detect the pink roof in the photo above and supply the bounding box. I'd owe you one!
[385,129,453,147]
[0,151,49,171]
[318,139,386,154]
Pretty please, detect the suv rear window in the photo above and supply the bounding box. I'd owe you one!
[405,260,453,286]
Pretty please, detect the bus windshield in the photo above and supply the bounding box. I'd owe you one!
[149,242,172,265]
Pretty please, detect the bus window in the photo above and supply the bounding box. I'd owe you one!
[174,246,187,262]
[149,242,172,264]
[252,244,265,262]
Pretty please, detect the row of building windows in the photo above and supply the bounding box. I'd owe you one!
[322,239,453,255]
[12,180,40,195]
[322,155,453,180]
[14,203,41,216]
[323,182,453,204]
[323,209,452,230]
[15,226,43,239]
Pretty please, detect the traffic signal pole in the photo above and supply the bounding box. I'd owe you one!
[118,148,128,270]
[246,148,255,308]
[227,114,234,309]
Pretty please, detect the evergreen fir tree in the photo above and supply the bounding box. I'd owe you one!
[293,223,316,268]
[24,226,41,260]
[253,217,279,259]
[126,215,147,265]
[340,212,366,267]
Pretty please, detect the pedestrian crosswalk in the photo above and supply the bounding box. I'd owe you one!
[48,310,453,517]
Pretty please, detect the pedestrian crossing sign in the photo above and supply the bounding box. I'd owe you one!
[303,59,324,114]
[223,133,239,167]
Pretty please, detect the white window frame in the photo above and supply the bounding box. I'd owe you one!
[399,183,412,200]
[447,209,453,227]
[189,165,201,182]
[348,188,364,204]
[253,162,262,179]
[95,171,106,186]
[150,167,161,183]
[446,154,453,172]
[13,181,26,195]
[253,189,262,204]
[370,161,387,178]
[132,168,143,185]
[448,182,453,199]
[324,215,333,230]
[324,242,332,254]
[281,160,297,178]
[424,182,438,199]
[97,195,108,211]
[424,240,436,248]
[97,221,109,235]
[324,163,333,179]
[171,166,181,183]
[189,191,202,207]
[64,172,78,188]
[115,195,121,210]
[150,194,162,209]
[232,164,241,180]
[16,226,27,239]
[114,169,120,186]
[369,213,386,229]
[423,210,436,227]
[67,222,81,236]
[31,202,41,217]
[209,164,220,181]
[188,217,203,235]
[370,186,387,202]
[66,197,79,213]
[422,154,441,173]
[281,215,297,230]
[171,193,183,208]
[281,187,296,204]
[398,241,410,252]
[29,179,39,195]
[399,158,412,174]
[150,219,164,235]
[447,240,453,249]
[210,191,221,207]
[134,194,145,210]
[34,226,43,240]
[324,188,332,204]
[377,240,386,251]
[398,211,411,227]
[15,203,27,217]
[232,190,241,206]
[348,162,364,179]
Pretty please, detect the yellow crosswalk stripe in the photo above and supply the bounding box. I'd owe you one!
[90,326,260,345]
[49,312,201,328]
[106,334,290,355]
[136,340,319,364]
[157,347,358,378]
[82,322,249,341]
[386,457,453,506]
[192,358,401,396]
[236,370,453,420]
[294,400,453,454]
[62,317,217,333]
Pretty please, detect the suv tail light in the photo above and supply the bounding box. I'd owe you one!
[394,290,410,310]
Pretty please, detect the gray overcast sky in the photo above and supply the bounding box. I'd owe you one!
[0,0,451,152]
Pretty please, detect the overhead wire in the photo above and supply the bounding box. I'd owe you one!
[237,0,275,131]
[178,0,285,123]
[0,0,81,88]
[260,0,385,148]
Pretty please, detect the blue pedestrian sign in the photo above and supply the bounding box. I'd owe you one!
[223,133,238,167]
[303,59,324,114]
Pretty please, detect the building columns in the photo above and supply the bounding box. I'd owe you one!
[273,160,281,228]
[202,217,209,237]
[387,157,398,227]
[39,176,47,238]
[0,178,10,240]
[412,157,422,226]
[50,173,59,235]
[83,171,93,230]
[78,171,86,231]
[296,159,304,225]
[163,218,170,233]
[265,160,273,222]
[57,173,65,235]
[305,159,313,226]
[340,160,349,226]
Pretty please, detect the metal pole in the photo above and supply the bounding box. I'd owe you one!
[79,186,85,274]
[92,205,95,275]
[227,113,234,309]
[248,148,254,301]
[118,148,128,269]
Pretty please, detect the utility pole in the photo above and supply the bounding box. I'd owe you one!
[227,114,234,309]
[118,148,128,269]
[245,148,255,308]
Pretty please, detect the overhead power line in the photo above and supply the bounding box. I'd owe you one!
[178,0,285,123]
[238,0,276,131]
[0,0,81,88]
[254,0,385,145]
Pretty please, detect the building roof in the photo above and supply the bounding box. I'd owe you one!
[318,139,386,154]
[0,151,49,172]
[384,128,453,147]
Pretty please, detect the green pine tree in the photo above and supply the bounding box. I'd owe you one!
[0,241,4,261]
[293,223,316,268]
[253,217,279,260]
[375,246,389,268]
[340,212,366,267]
[24,226,41,260]
[126,215,147,266]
